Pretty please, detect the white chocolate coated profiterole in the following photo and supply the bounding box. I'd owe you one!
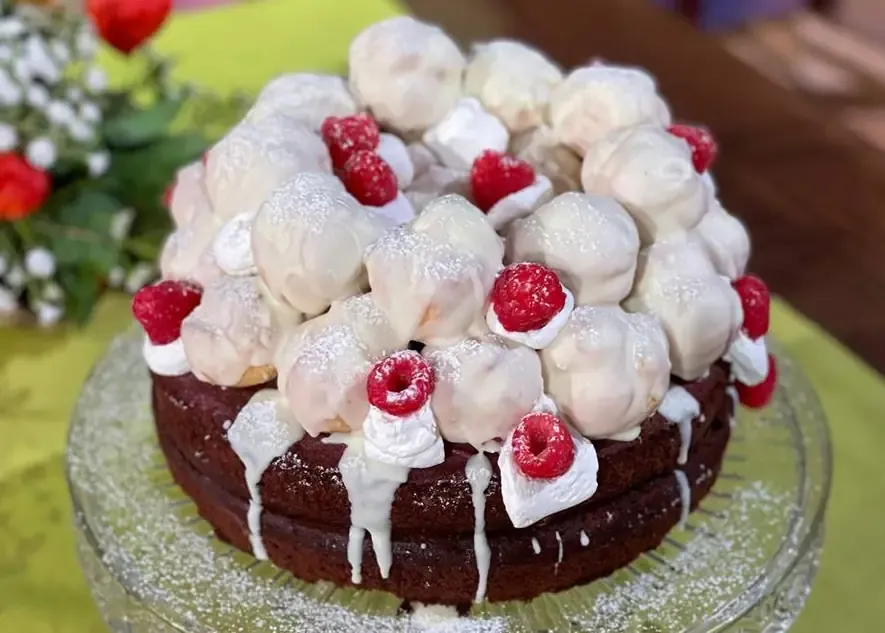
[581,125,709,245]
[160,208,224,289]
[424,334,544,447]
[244,73,359,131]
[549,64,671,156]
[692,200,751,281]
[204,113,331,221]
[168,160,209,229]
[180,275,276,387]
[252,172,385,317]
[510,126,582,195]
[365,195,504,346]
[507,192,639,306]
[464,39,563,134]
[274,294,407,436]
[540,305,671,440]
[624,236,743,381]
[348,17,465,133]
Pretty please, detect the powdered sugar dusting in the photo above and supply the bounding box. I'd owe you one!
[69,332,819,632]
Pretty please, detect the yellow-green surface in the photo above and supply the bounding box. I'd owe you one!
[0,0,881,630]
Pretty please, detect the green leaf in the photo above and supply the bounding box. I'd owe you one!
[30,190,123,275]
[57,265,102,325]
[102,98,184,149]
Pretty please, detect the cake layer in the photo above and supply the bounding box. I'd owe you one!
[158,403,729,605]
[151,363,731,536]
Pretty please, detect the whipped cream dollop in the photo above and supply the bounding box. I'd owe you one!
[205,112,331,222]
[244,73,359,130]
[424,335,543,446]
[348,17,465,133]
[549,63,671,156]
[363,402,445,469]
[212,212,257,276]
[142,336,190,376]
[507,192,639,306]
[724,332,769,386]
[484,174,553,231]
[463,40,563,134]
[624,236,743,381]
[423,97,509,171]
[486,286,574,350]
[498,426,599,528]
[658,385,700,465]
[540,305,671,439]
[365,195,504,346]
[581,125,708,245]
[252,172,384,316]
[368,192,416,228]
[376,133,414,189]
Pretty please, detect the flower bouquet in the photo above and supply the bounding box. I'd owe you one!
[0,0,248,325]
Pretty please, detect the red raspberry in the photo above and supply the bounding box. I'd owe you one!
[737,354,777,409]
[366,350,435,417]
[491,262,567,333]
[321,113,381,169]
[341,150,398,206]
[470,150,536,212]
[511,413,576,479]
[733,274,770,340]
[668,124,718,173]
[162,182,175,208]
[132,280,203,345]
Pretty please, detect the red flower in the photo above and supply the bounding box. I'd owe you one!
[87,0,173,55]
[0,153,51,222]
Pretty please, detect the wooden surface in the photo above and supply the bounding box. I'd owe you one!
[407,0,885,374]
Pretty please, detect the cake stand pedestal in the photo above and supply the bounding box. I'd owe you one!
[67,333,831,633]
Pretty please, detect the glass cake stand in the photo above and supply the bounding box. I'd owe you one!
[66,332,831,633]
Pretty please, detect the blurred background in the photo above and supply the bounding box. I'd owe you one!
[2,0,884,631]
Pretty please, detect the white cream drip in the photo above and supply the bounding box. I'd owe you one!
[724,332,769,387]
[465,452,493,602]
[580,530,590,547]
[227,390,305,560]
[531,538,541,554]
[555,531,564,574]
[327,434,409,584]
[674,469,691,528]
[486,286,574,350]
[142,336,190,377]
[362,402,445,469]
[658,385,700,466]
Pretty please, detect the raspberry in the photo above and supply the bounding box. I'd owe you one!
[511,413,575,479]
[366,350,435,417]
[341,150,398,206]
[668,124,718,173]
[321,113,381,169]
[737,354,777,409]
[491,262,567,333]
[470,150,536,212]
[132,280,203,345]
[733,274,770,340]
[162,182,174,208]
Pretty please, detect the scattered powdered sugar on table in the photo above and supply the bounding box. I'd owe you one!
[67,333,800,633]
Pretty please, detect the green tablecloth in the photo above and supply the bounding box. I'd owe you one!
[1,0,882,630]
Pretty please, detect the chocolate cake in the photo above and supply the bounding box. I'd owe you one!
[134,16,778,611]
